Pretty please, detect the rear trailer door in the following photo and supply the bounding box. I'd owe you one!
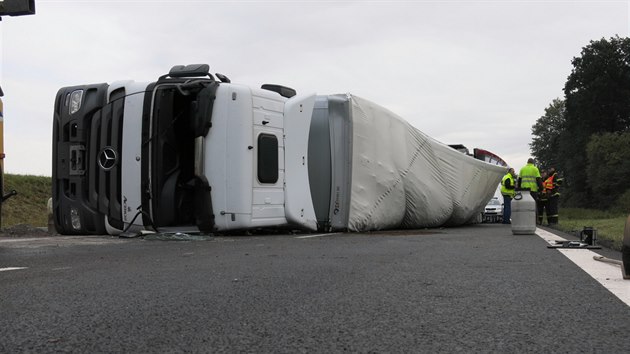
[284,94,317,231]
[307,95,353,231]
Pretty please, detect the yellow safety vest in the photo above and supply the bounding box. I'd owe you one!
[519,163,541,192]
[501,173,515,198]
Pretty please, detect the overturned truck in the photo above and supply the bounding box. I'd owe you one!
[52,64,506,235]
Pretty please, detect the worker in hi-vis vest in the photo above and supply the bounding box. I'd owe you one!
[500,167,516,224]
[542,167,562,225]
[537,169,549,225]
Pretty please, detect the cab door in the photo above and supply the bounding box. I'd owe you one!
[251,91,286,226]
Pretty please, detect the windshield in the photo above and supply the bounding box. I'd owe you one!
[149,81,217,231]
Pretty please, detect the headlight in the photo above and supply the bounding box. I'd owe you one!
[70,207,81,230]
[69,89,84,115]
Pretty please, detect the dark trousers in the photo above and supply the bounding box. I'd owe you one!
[537,198,548,225]
[529,192,541,225]
[547,196,559,224]
[502,194,512,223]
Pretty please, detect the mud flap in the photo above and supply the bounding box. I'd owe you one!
[193,175,215,233]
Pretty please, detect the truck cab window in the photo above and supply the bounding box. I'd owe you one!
[257,133,278,184]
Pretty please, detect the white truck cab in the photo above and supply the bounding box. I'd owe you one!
[53,64,317,235]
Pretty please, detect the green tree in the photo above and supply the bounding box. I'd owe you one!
[530,98,565,170]
[586,132,630,208]
[560,36,630,206]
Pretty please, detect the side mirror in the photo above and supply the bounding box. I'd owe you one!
[261,84,297,98]
[0,0,35,17]
[158,64,214,81]
[168,64,210,78]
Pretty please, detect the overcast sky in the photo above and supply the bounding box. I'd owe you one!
[1,0,628,176]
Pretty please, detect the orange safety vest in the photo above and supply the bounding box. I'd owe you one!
[543,174,559,196]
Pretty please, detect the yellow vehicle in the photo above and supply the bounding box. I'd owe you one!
[0,92,3,169]
[0,90,18,228]
[0,0,34,228]
[0,93,4,226]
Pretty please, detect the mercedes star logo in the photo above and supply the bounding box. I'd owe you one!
[98,147,118,171]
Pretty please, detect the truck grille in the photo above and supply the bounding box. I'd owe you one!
[88,90,125,229]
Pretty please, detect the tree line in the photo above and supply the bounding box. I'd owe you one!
[530,36,630,211]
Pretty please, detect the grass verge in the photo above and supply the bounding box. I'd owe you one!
[1,173,51,228]
[1,173,628,249]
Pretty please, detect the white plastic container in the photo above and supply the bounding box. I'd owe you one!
[511,191,536,235]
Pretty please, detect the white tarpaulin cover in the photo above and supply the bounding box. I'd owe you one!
[348,95,506,231]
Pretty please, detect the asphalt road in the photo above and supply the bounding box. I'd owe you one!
[1,224,629,353]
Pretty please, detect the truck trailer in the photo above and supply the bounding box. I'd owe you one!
[52,64,506,235]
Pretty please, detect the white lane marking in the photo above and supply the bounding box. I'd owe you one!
[536,228,630,307]
[0,238,48,243]
[0,267,28,272]
[52,267,72,271]
[0,236,127,249]
[295,233,341,239]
